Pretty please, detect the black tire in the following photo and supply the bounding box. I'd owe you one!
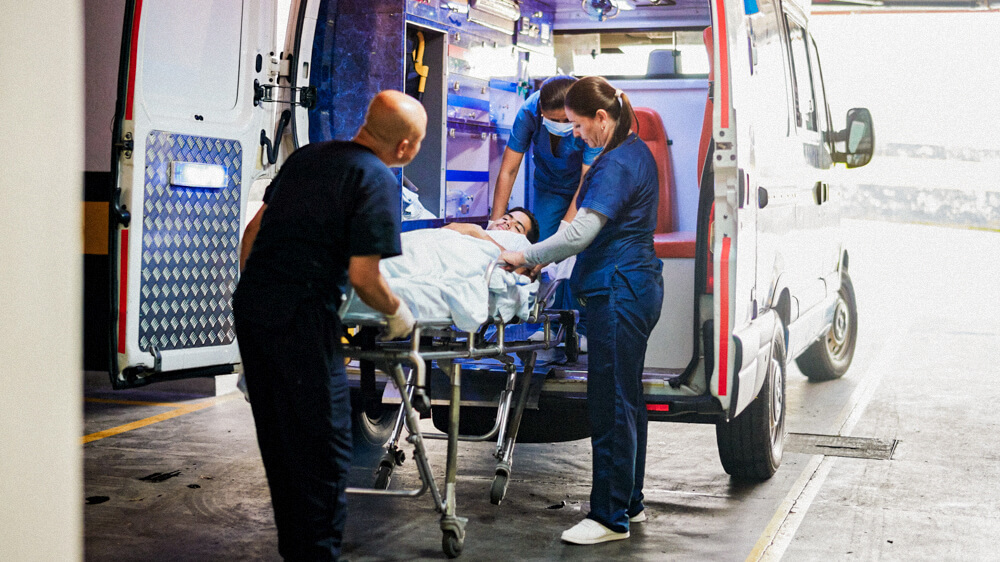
[442,531,463,558]
[373,463,392,490]
[796,272,858,381]
[350,388,396,467]
[716,328,786,480]
[490,471,509,505]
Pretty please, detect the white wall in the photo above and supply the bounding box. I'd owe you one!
[0,2,84,561]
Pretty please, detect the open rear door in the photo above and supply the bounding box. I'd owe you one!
[108,0,277,388]
[708,0,758,416]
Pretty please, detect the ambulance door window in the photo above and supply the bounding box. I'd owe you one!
[807,36,832,145]
[785,18,816,132]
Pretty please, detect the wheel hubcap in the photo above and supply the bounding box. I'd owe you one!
[769,356,783,447]
[826,297,850,362]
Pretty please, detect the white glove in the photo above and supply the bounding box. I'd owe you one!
[557,219,571,233]
[554,254,576,281]
[381,299,415,340]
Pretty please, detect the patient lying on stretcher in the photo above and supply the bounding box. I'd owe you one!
[342,208,545,332]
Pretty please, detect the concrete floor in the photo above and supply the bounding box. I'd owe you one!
[84,220,1000,561]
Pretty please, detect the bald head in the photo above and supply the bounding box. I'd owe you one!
[355,90,428,167]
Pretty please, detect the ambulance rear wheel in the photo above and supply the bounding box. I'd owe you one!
[796,272,857,381]
[715,327,786,480]
[350,387,395,467]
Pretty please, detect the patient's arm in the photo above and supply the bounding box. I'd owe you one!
[443,222,505,250]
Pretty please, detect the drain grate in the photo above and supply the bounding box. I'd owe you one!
[785,433,898,460]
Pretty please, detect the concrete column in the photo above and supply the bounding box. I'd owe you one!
[0,2,84,560]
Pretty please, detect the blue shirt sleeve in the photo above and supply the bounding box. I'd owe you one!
[579,159,630,222]
[506,92,539,155]
[348,165,402,259]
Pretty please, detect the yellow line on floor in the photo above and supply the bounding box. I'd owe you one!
[84,397,190,407]
[82,395,235,444]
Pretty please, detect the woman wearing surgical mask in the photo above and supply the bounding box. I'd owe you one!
[490,76,603,241]
[500,76,663,545]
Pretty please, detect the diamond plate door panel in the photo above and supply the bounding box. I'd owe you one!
[139,131,242,352]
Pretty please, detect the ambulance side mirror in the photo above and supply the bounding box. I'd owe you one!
[832,108,874,168]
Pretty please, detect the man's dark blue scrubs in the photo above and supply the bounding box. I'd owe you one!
[233,140,401,561]
[571,133,664,534]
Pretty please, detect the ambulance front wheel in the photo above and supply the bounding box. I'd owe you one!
[796,272,857,381]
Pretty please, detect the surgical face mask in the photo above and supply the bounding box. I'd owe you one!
[543,117,573,137]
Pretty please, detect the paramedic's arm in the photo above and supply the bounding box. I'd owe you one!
[490,148,525,222]
[500,208,607,267]
[561,163,591,223]
[349,255,401,315]
[239,204,266,272]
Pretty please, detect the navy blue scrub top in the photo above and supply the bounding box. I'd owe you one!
[570,133,661,297]
[234,141,402,327]
[507,91,603,196]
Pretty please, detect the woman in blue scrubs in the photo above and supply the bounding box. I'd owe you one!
[500,76,664,545]
[490,76,603,241]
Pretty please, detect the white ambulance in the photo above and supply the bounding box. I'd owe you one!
[103,0,873,482]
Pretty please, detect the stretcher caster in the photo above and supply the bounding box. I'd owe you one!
[373,463,393,490]
[489,470,509,505]
[442,530,463,558]
[413,390,432,415]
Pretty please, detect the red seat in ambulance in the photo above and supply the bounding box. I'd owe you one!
[632,107,696,259]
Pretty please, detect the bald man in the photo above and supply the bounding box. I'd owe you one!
[233,90,427,561]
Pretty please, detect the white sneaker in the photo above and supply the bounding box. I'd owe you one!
[561,518,630,545]
[629,511,646,523]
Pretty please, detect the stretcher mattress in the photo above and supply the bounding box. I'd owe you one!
[340,228,538,331]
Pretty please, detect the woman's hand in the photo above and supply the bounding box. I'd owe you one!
[500,250,526,270]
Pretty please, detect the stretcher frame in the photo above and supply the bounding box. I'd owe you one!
[338,261,578,558]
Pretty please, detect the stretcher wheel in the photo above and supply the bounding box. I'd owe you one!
[489,471,508,505]
[442,530,463,558]
[373,464,393,490]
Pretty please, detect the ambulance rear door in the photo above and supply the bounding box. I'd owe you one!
[108,0,278,388]
[709,0,761,417]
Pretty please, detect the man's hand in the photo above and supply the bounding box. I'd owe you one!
[382,299,415,340]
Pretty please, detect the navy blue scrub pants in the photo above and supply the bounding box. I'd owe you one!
[235,303,351,561]
[584,268,663,533]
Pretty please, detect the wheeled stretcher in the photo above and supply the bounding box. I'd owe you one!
[338,260,578,558]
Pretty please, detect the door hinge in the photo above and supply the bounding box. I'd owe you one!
[254,79,317,110]
[114,132,134,159]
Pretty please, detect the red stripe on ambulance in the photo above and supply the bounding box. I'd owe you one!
[125,0,144,120]
[713,0,730,128]
[719,236,731,396]
[117,229,129,354]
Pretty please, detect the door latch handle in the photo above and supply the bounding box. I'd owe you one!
[814,181,829,204]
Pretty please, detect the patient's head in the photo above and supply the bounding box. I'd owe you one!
[489,207,539,244]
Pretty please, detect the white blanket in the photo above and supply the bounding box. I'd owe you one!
[342,228,537,332]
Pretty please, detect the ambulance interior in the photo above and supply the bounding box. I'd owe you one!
[289,0,717,375]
